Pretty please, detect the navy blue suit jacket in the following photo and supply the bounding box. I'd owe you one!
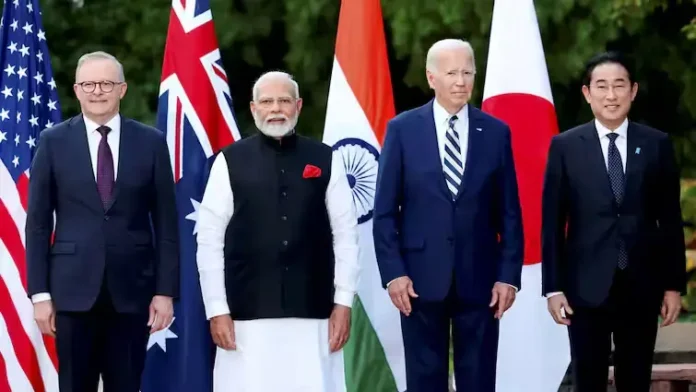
[25,114,179,314]
[541,121,686,307]
[373,100,524,303]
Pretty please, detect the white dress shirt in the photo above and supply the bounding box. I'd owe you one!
[84,113,122,180]
[31,113,122,304]
[546,118,628,299]
[432,99,469,170]
[595,118,628,173]
[196,150,360,320]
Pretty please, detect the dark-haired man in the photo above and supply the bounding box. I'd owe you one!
[541,51,686,391]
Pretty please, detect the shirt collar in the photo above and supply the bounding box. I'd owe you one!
[595,118,628,140]
[433,99,468,129]
[84,113,121,135]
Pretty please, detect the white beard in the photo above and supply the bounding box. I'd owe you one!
[255,113,298,138]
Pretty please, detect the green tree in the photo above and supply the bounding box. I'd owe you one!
[38,0,695,173]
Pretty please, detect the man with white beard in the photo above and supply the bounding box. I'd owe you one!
[195,71,360,392]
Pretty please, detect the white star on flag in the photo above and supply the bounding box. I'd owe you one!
[146,317,178,352]
[185,198,201,235]
[19,44,29,57]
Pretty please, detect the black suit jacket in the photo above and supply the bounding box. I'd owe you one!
[25,114,180,314]
[541,121,686,307]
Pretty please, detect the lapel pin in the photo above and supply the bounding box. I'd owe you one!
[635,147,641,155]
[476,127,482,132]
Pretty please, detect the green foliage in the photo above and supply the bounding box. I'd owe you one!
[684,17,696,39]
[35,0,695,174]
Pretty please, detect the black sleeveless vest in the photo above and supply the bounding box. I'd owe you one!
[220,132,335,320]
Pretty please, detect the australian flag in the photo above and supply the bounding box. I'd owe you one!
[140,0,240,391]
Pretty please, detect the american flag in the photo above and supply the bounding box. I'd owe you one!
[140,0,239,391]
[0,0,61,391]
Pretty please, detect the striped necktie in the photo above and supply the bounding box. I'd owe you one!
[443,115,463,198]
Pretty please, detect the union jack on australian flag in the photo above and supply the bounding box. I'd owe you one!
[140,0,240,391]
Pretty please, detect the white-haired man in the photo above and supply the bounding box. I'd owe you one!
[26,51,179,392]
[373,39,524,391]
[195,71,360,391]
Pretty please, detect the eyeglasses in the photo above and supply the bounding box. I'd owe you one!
[76,80,123,93]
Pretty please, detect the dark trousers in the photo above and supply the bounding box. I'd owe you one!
[569,268,660,392]
[55,282,149,392]
[400,280,499,392]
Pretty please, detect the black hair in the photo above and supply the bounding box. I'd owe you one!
[582,51,635,86]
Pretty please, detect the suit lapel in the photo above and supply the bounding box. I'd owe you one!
[455,105,483,200]
[624,122,645,202]
[71,115,104,212]
[579,122,617,207]
[418,101,452,201]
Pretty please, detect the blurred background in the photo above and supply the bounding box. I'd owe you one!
[41,0,696,312]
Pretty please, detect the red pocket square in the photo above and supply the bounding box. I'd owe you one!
[303,164,321,178]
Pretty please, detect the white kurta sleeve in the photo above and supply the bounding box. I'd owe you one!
[325,152,360,308]
[196,153,234,320]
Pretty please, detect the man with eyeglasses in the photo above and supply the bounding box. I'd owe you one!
[25,51,179,392]
[541,51,686,391]
[195,71,359,391]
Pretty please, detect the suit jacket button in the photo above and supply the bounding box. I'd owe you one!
[104,215,109,221]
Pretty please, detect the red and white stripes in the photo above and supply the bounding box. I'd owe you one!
[0,160,58,392]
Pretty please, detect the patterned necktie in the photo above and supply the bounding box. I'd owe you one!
[96,125,114,209]
[607,132,628,269]
[443,115,463,198]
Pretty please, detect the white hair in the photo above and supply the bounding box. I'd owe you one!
[252,71,300,101]
[426,39,476,72]
[75,51,125,82]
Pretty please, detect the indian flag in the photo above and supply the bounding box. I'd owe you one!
[322,0,406,391]
[481,0,571,390]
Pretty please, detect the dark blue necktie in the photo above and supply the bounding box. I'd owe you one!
[607,133,627,269]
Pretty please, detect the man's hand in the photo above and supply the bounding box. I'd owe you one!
[33,300,55,337]
[329,305,351,353]
[148,295,173,334]
[210,315,236,350]
[547,293,573,326]
[388,276,418,316]
[661,290,681,327]
[489,282,516,319]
